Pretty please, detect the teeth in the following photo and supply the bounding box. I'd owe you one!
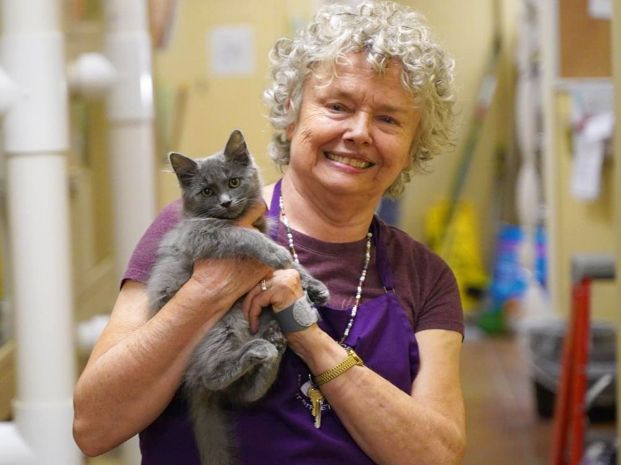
[326,153,372,169]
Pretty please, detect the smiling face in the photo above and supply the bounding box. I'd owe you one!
[286,53,421,203]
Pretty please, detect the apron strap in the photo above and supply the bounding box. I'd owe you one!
[267,179,283,241]
[370,216,397,293]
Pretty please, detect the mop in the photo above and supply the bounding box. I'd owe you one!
[512,0,554,332]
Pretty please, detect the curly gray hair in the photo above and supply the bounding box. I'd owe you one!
[263,0,456,198]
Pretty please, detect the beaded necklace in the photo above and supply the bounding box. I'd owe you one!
[279,193,372,345]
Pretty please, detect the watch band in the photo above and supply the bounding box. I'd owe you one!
[313,348,364,386]
[273,293,319,333]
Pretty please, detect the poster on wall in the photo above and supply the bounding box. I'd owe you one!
[209,25,256,77]
[588,0,611,19]
[569,82,614,201]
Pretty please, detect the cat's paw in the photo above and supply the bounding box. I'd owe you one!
[244,339,280,363]
[261,321,286,353]
[235,359,282,403]
[304,277,330,305]
[263,245,294,269]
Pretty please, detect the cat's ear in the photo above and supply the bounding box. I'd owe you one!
[224,130,251,166]
[169,152,198,187]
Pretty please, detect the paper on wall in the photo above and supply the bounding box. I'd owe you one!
[588,0,612,19]
[570,112,613,200]
[209,25,256,76]
[570,134,605,200]
[569,82,614,201]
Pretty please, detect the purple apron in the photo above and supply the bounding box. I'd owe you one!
[139,180,420,464]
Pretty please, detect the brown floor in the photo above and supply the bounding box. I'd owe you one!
[462,328,553,464]
[462,326,617,465]
[88,327,615,465]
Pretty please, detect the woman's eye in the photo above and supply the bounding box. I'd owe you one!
[328,103,345,112]
[379,115,398,125]
[202,188,214,196]
[229,178,241,188]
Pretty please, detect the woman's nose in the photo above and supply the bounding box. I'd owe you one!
[344,112,373,145]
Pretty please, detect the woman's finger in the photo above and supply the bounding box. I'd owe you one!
[244,269,305,333]
[242,274,271,320]
[246,288,277,333]
[191,258,272,313]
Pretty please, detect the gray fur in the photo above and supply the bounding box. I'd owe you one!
[146,130,329,465]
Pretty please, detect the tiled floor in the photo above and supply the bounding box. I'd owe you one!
[86,327,616,465]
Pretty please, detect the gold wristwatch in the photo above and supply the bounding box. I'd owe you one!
[313,348,364,386]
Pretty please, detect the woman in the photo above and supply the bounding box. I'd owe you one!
[73,2,466,464]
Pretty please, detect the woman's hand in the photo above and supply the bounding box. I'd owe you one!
[187,257,272,318]
[235,197,306,333]
[185,198,272,317]
[242,268,305,333]
[237,200,268,229]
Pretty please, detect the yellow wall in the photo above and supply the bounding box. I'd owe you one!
[154,0,302,205]
[401,0,519,271]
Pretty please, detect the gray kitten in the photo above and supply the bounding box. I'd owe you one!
[146,130,328,465]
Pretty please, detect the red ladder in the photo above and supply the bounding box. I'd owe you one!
[550,254,615,465]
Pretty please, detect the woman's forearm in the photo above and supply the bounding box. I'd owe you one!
[73,280,231,456]
[73,252,271,456]
[326,367,465,465]
[287,328,466,465]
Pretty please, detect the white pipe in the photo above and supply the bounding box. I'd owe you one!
[103,0,157,278]
[0,423,35,464]
[512,0,550,332]
[107,124,157,273]
[540,0,561,314]
[0,66,20,114]
[103,1,156,463]
[68,52,118,99]
[0,0,81,463]
[7,157,75,402]
[1,0,60,34]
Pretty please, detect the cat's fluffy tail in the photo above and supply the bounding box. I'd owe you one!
[188,390,236,465]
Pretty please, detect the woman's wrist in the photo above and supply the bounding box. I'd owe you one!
[174,277,230,321]
[286,325,348,375]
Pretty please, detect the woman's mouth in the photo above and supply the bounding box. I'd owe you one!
[325,152,373,169]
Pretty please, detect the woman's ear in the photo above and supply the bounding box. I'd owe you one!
[285,98,296,140]
[286,122,295,140]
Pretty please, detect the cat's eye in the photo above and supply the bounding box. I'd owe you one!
[202,188,214,196]
[228,178,241,188]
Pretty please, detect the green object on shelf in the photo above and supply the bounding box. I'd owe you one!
[477,308,506,334]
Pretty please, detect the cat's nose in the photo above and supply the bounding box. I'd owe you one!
[221,200,232,209]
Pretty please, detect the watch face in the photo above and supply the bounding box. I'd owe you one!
[293,303,317,327]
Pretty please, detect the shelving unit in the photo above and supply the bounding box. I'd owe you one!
[540,0,620,462]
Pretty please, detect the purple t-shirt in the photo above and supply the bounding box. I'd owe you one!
[124,199,463,336]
